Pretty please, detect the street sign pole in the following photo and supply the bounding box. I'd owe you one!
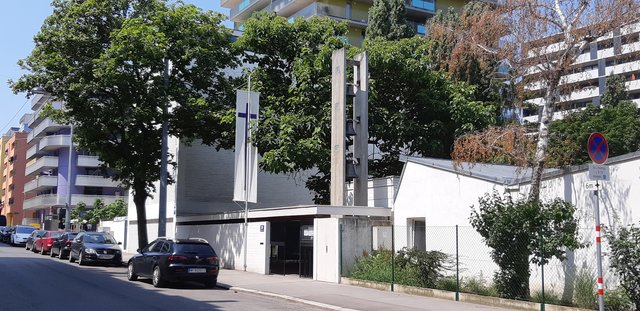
[587,132,608,311]
[594,182,604,311]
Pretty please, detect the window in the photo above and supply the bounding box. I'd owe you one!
[417,24,426,36]
[410,0,435,11]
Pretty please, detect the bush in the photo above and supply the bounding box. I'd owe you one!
[604,288,633,311]
[607,225,640,309]
[436,276,458,291]
[461,275,497,296]
[531,290,563,305]
[573,266,596,309]
[350,247,452,289]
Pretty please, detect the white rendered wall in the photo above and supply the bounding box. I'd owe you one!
[314,217,340,283]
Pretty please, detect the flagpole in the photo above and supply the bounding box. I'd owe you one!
[243,74,251,272]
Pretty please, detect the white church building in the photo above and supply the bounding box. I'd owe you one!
[393,151,640,295]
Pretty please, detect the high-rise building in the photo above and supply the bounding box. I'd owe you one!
[21,93,127,229]
[522,22,640,123]
[222,0,496,46]
[1,126,30,226]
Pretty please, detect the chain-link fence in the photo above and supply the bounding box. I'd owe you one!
[341,224,626,309]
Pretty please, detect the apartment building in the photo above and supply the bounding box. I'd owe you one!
[522,22,640,123]
[223,0,495,46]
[1,126,31,226]
[22,92,126,229]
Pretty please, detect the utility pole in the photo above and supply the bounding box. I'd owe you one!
[158,59,169,238]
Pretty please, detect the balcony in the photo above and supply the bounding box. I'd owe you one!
[23,193,125,210]
[24,175,58,193]
[23,194,60,210]
[229,0,270,22]
[25,156,59,176]
[27,118,66,143]
[289,3,368,28]
[77,155,101,167]
[75,175,121,188]
[31,93,53,111]
[221,0,243,9]
[38,135,71,151]
[627,79,640,92]
[405,0,435,18]
[266,0,314,17]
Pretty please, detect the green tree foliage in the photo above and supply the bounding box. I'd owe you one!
[75,199,128,225]
[606,224,640,309]
[366,36,497,176]
[547,75,640,167]
[470,192,581,299]
[365,0,415,41]
[11,0,238,248]
[236,14,496,203]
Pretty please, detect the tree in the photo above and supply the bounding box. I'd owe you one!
[11,0,238,248]
[547,75,640,167]
[365,0,415,41]
[606,224,640,309]
[451,0,639,201]
[471,192,582,299]
[235,14,496,203]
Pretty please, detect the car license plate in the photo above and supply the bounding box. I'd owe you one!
[98,254,114,259]
[188,268,206,273]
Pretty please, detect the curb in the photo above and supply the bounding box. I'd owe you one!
[219,284,360,311]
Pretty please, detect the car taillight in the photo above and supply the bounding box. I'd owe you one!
[207,256,218,265]
[167,255,187,263]
[65,241,72,247]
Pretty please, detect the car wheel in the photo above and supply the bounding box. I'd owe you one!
[204,279,217,289]
[69,252,75,263]
[152,266,165,288]
[127,262,138,281]
[25,243,30,250]
[32,244,38,253]
[59,250,66,260]
[78,252,85,266]
[50,249,56,257]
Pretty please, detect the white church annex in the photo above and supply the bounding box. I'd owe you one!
[393,152,640,295]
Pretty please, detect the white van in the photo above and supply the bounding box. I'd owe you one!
[11,225,36,246]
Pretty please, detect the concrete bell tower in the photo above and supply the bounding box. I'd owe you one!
[330,48,368,206]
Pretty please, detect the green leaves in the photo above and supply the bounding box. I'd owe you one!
[606,225,640,309]
[365,0,415,41]
[471,192,582,299]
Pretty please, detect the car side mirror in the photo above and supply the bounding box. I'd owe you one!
[136,248,141,253]
[118,242,122,245]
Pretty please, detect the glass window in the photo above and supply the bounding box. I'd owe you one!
[16,226,35,234]
[417,24,426,35]
[410,0,435,11]
[84,233,117,244]
[174,243,216,255]
[150,241,164,252]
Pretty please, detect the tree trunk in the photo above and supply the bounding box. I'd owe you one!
[132,177,149,249]
[529,75,560,201]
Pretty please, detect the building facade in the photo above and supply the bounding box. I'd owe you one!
[522,22,640,123]
[22,93,126,230]
[1,127,31,226]
[222,0,495,46]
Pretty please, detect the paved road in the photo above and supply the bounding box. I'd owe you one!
[0,243,323,311]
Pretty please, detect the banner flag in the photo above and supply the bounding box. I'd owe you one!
[233,90,260,203]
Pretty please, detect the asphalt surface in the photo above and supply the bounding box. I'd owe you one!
[0,242,324,311]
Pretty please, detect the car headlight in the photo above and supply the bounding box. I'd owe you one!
[84,248,97,254]
[116,250,121,254]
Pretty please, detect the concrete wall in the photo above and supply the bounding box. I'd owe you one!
[339,217,379,277]
[99,217,127,245]
[314,217,340,283]
[346,176,398,208]
[175,221,269,274]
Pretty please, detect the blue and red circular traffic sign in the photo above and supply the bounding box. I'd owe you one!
[587,132,609,164]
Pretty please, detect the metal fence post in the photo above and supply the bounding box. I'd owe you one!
[391,223,395,292]
[540,234,545,311]
[456,225,460,302]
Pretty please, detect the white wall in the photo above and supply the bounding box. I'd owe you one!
[98,217,126,245]
[175,221,269,274]
[314,217,340,283]
[394,155,640,294]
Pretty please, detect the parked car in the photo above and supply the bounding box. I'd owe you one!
[11,225,37,247]
[50,232,78,259]
[25,230,46,250]
[0,226,13,243]
[127,237,219,288]
[68,232,122,266]
[33,231,63,255]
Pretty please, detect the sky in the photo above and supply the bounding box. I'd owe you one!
[0,0,230,136]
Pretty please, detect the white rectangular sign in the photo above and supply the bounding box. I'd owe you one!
[233,90,260,203]
[584,181,598,191]
[588,164,610,181]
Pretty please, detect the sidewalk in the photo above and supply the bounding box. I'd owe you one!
[216,269,515,311]
[121,252,514,310]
